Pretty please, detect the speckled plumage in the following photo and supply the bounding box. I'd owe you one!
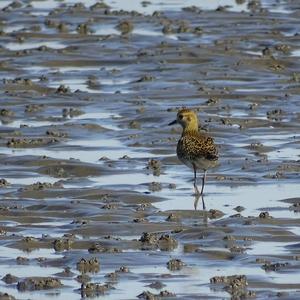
[177,130,218,170]
[169,108,218,206]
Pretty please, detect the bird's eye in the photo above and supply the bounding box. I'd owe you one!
[178,114,183,120]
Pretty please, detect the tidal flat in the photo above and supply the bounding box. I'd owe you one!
[0,0,299,299]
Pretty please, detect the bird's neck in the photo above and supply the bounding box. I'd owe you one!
[182,122,199,134]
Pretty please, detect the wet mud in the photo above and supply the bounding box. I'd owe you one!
[0,0,299,299]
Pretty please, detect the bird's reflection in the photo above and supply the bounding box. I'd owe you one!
[194,194,206,211]
[194,194,208,225]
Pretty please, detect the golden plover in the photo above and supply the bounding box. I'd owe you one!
[169,108,218,208]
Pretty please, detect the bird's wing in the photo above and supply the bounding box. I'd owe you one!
[182,134,218,161]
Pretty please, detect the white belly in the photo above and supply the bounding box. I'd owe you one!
[179,156,217,171]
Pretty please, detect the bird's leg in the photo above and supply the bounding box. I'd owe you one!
[193,166,206,211]
[194,194,200,210]
[193,164,200,195]
[200,170,207,195]
[201,194,206,210]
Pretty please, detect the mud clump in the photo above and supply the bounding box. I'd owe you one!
[133,217,148,223]
[117,266,130,273]
[139,232,178,251]
[7,137,59,148]
[140,232,158,244]
[136,203,153,212]
[159,234,178,251]
[223,235,236,241]
[193,26,203,35]
[210,275,255,298]
[0,0,299,298]
[209,209,224,219]
[210,274,246,284]
[167,258,185,271]
[80,283,113,298]
[128,120,141,129]
[206,97,219,105]
[226,282,255,299]
[147,281,166,289]
[88,243,121,253]
[0,108,14,117]
[56,85,71,94]
[162,24,175,35]
[25,104,44,113]
[105,272,118,282]
[229,246,246,254]
[0,293,16,300]
[16,256,29,265]
[53,238,73,251]
[46,130,68,138]
[148,182,162,192]
[137,290,175,299]
[168,183,176,189]
[62,107,84,118]
[248,0,261,11]
[136,75,155,82]
[3,77,32,86]
[182,5,202,13]
[0,179,10,187]
[249,141,266,154]
[234,206,245,212]
[2,273,18,284]
[77,23,92,35]
[22,181,63,191]
[77,258,100,273]
[17,277,62,291]
[263,171,285,179]
[166,213,180,222]
[183,244,198,253]
[290,202,300,212]
[88,243,106,253]
[90,2,110,10]
[55,267,74,277]
[147,159,161,176]
[262,46,272,56]
[262,262,289,271]
[266,109,284,121]
[275,44,291,54]
[57,22,69,32]
[22,236,39,244]
[176,21,191,33]
[116,20,133,34]
[86,77,101,89]
[259,211,272,219]
[76,274,91,284]
[101,203,118,210]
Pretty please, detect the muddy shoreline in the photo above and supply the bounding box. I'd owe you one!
[0,0,299,299]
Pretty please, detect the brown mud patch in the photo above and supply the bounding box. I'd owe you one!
[0,0,299,299]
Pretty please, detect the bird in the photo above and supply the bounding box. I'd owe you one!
[168,108,218,209]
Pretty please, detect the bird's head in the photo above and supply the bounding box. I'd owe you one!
[168,108,199,131]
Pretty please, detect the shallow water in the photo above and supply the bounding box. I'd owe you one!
[4,41,67,51]
[0,0,299,299]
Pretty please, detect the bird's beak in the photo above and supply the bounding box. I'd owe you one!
[168,120,177,126]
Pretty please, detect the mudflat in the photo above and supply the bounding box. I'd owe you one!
[0,0,299,299]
